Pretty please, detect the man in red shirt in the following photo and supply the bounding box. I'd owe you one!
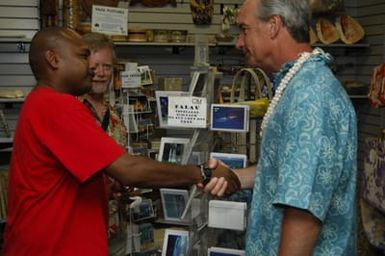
[3,27,240,256]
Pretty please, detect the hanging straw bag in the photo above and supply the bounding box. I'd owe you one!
[229,68,272,118]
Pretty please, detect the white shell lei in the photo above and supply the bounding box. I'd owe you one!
[260,47,324,137]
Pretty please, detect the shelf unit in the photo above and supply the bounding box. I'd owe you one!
[0,98,24,103]
[1,38,369,49]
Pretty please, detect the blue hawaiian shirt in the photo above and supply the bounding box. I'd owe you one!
[246,52,357,255]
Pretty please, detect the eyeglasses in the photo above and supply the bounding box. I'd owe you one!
[91,63,113,72]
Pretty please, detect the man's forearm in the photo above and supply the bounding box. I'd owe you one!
[234,165,257,189]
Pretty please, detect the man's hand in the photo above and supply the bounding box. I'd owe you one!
[203,158,241,197]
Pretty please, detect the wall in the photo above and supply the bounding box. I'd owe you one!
[0,0,245,138]
[353,0,385,172]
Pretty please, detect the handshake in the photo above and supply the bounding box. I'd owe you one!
[198,158,242,197]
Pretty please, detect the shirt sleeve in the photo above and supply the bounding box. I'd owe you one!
[32,93,125,183]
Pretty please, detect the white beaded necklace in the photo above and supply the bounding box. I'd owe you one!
[260,47,324,137]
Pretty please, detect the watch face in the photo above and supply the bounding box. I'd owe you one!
[203,166,212,179]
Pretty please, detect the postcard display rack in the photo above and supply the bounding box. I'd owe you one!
[122,66,218,256]
[121,61,250,254]
[118,64,156,155]
[156,66,217,256]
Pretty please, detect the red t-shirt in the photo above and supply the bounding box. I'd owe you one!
[3,87,125,256]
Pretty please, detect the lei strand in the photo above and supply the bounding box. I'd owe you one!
[260,47,324,137]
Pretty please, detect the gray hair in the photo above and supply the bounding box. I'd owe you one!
[256,0,311,43]
[83,32,117,63]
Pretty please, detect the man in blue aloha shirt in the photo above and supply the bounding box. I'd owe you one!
[204,0,357,255]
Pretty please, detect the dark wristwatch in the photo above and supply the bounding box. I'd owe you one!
[198,164,212,185]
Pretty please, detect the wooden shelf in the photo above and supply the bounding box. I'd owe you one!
[0,138,12,143]
[0,37,30,43]
[0,98,24,103]
[0,38,370,49]
[349,95,367,99]
[313,43,370,48]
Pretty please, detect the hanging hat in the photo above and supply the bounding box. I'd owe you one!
[335,15,365,44]
[316,18,340,44]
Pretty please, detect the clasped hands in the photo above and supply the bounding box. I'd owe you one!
[198,158,241,197]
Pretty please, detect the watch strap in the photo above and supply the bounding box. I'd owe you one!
[198,164,212,185]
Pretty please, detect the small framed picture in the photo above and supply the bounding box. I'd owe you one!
[155,91,189,128]
[158,137,190,164]
[210,104,249,132]
[132,199,156,222]
[208,247,245,256]
[138,65,153,86]
[188,71,208,97]
[160,188,189,221]
[209,152,247,169]
[122,104,138,134]
[161,229,189,256]
[138,223,154,245]
[128,95,151,113]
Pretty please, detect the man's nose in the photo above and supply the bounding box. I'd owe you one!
[235,34,244,49]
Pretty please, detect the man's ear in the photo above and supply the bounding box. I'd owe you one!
[44,49,59,69]
[268,15,282,38]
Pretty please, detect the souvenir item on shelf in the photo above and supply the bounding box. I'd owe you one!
[130,0,177,7]
[360,199,385,251]
[216,6,237,42]
[80,0,119,20]
[127,28,147,42]
[0,110,11,138]
[0,171,8,222]
[170,30,187,43]
[361,135,385,251]
[111,34,128,42]
[309,27,319,45]
[335,15,365,44]
[190,0,214,25]
[40,0,59,28]
[363,135,385,213]
[153,30,170,43]
[308,0,344,13]
[368,63,385,108]
[0,89,24,99]
[229,68,272,118]
[63,0,80,30]
[316,18,340,44]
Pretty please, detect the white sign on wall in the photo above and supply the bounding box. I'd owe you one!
[91,5,128,35]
